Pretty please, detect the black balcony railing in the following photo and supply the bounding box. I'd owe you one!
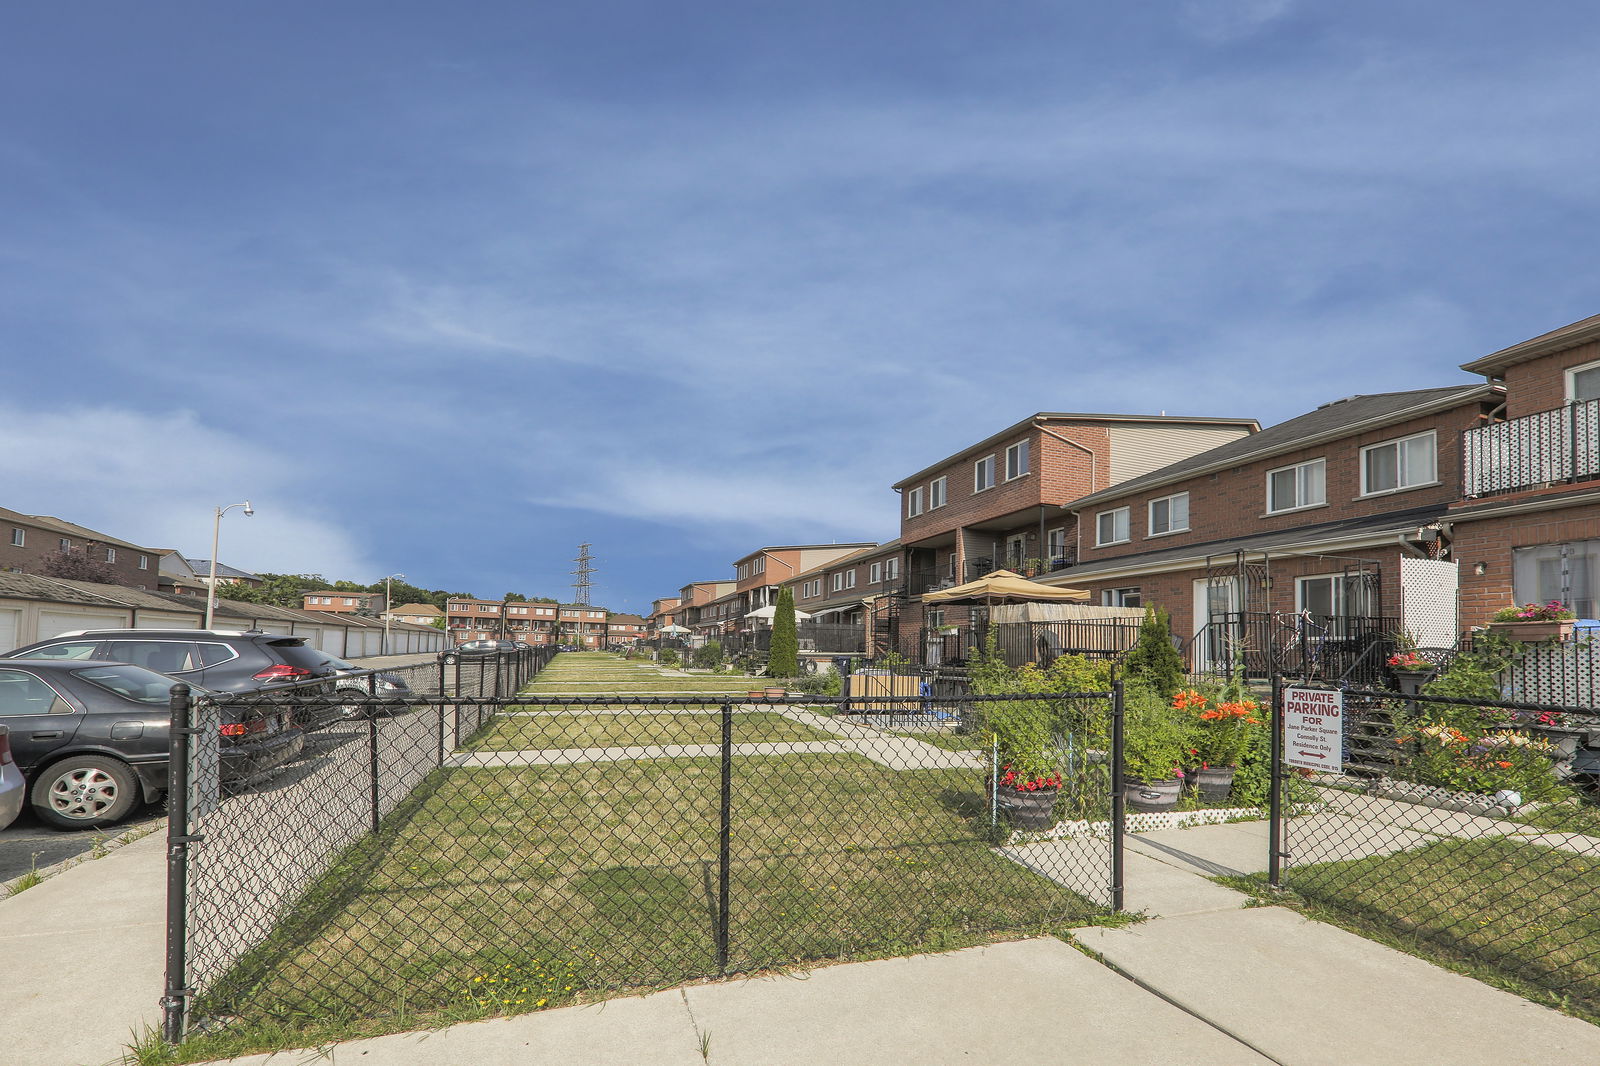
[1463,397,1599,498]
[1186,612,1399,686]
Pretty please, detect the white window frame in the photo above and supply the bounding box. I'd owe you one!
[137,554,148,569]
[868,562,882,583]
[1266,458,1327,514]
[927,608,946,630]
[906,487,923,518]
[1567,358,1600,403]
[974,455,996,493]
[1045,527,1067,560]
[1096,507,1130,547]
[10,528,23,547]
[1147,492,1189,537]
[1101,587,1142,608]
[885,557,900,581]
[1359,431,1436,497]
[58,538,71,552]
[831,573,845,592]
[105,547,116,563]
[928,476,947,510]
[1004,440,1030,480]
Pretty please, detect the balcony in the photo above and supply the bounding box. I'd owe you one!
[1463,398,1599,498]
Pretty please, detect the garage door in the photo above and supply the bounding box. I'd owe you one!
[0,609,18,653]
[38,609,127,640]
[137,613,201,629]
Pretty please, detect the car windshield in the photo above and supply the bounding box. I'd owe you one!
[72,664,189,705]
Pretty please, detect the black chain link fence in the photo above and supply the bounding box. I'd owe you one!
[1271,681,1600,1018]
[161,661,1121,1047]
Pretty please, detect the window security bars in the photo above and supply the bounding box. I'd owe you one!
[1269,680,1600,1019]
[162,679,1122,1047]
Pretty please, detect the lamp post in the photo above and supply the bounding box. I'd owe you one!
[204,501,254,630]
[382,572,405,655]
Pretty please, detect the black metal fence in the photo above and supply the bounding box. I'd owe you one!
[1269,679,1600,1018]
[161,669,1122,1046]
[1190,613,1399,687]
[718,623,868,657]
[918,619,1141,668]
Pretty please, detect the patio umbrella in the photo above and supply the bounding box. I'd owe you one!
[659,624,690,634]
[921,569,1089,606]
[743,604,814,621]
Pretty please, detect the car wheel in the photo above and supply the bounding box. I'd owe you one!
[337,689,367,720]
[31,756,140,829]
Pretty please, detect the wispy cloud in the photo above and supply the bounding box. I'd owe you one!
[1179,0,1297,44]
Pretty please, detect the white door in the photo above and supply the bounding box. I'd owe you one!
[1191,578,1239,672]
[38,609,126,640]
[0,609,18,653]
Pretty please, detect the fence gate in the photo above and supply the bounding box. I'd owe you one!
[1268,677,1600,1018]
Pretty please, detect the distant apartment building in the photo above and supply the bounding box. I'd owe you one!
[0,505,162,589]
[606,613,646,645]
[303,590,384,615]
[559,604,609,648]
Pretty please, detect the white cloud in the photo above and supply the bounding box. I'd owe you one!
[0,404,374,579]
[1180,0,1296,44]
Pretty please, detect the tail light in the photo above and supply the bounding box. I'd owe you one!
[253,664,313,683]
[221,718,269,737]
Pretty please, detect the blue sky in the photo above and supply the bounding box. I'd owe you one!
[2,2,1597,614]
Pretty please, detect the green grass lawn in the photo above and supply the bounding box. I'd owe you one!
[1224,836,1600,1022]
[183,753,1100,1060]
[464,711,835,750]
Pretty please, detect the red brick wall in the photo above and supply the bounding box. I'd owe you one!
[1452,501,1600,627]
[1078,402,1491,567]
[0,522,159,590]
[1500,339,1600,418]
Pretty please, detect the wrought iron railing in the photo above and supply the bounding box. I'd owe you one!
[1186,613,1400,686]
[1463,397,1599,498]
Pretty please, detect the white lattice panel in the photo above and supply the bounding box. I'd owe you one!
[1505,641,1600,708]
[1400,557,1458,647]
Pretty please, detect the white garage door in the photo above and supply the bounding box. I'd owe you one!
[38,609,128,640]
[0,609,19,653]
[137,612,201,629]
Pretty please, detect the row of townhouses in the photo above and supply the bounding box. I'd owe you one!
[441,596,646,649]
[645,312,1600,669]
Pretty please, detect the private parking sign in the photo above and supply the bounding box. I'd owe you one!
[1282,686,1343,774]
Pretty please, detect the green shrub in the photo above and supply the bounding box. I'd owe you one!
[658,648,680,667]
[692,641,723,669]
[1122,607,1185,698]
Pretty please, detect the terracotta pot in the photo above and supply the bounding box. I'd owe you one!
[765,687,786,699]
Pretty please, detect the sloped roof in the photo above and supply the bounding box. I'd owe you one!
[1461,312,1600,375]
[0,506,162,553]
[387,603,442,615]
[0,572,205,614]
[606,614,646,625]
[1066,385,1496,512]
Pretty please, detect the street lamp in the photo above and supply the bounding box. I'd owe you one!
[381,572,406,655]
[204,501,254,630]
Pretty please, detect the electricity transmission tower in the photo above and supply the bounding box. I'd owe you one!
[571,543,596,606]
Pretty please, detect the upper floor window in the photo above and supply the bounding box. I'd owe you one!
[105,547,117,563]
[1148,493,1189,537]
[1568,359,1600,403]
[868,562,882,583]
[1267,458,1326,513]
[137,554,148,569]
[884,557,900,581]
[753,556,766,575]
[58,538,71,552]
[1005,440,1030,480]
[1096,507,1130,546]
[974,455,995,492]
[831,572,845,592]
[1361,432,1435,496]
[929,476,947,510]
[1046,527,1067,558]
[845,569,857,589]
[10,528,23,547]
[906,487,923,518]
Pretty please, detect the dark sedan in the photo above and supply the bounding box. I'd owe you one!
[0,660,303,829]
[442,640,523,663]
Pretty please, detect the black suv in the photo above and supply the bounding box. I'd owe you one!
[2,629,340,693]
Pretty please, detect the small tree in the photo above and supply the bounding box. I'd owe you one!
[692,640,723,669]
[767,588,800,678]
[40,543,118,585]
[1123,606,1185,698]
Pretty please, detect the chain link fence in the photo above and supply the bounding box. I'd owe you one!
[1270,681,1600,1018]
[161,672,1121,1045]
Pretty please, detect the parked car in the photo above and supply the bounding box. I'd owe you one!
[3,629,343,733]
[0,660,303,829]
[441,640,522,663]
[0,725,24,832]
[324,655,413,720]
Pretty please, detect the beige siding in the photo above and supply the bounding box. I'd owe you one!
[1106,424,1255,485]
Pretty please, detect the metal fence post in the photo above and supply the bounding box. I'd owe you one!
[437,702,446,767]
[1110,680,1125,913]
[368,717,381,834]
[161,683,196,1044]
[1268,673,1284,888]
[716,700,733,974]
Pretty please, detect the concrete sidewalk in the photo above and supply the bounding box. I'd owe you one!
[6,818,1598,1066]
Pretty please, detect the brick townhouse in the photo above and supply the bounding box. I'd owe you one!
[1035,384,1503,668]
[0,505,163,589]
[788,541,903,656]
[645,596,682,638]
[889,412,1259,656]
[1447,312,1600,624]
[674,581,735,641]
[445,597,564,645]
[302,590,385,614]
[605,613,646,645]
[559,604,609,648]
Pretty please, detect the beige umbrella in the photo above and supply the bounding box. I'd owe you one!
[921,569,1088,606]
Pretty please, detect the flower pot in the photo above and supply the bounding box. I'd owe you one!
[1189,766,1236,804]
[1391,668,1437,696]
[1125,777,1183,813]
[1488,620,1575,643]
[997,786,1057,830]
[764,687,786,699]
[748,690,767,699]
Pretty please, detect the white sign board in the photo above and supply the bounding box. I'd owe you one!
[1282,686,1343,773]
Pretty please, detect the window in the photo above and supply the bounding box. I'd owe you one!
[929,476,947,509]
[1096,507,1130,546]
[105,547,116,563]
[1148,493,1189,536]
[1297,574,1376,621]
[927,608,945,630]
[869,562,882,583]
[1514,540,1598,618]
[753,556,766,575]
[9,528,22,547]
[1267,458,1326,513]
[845,570,857,589]
[137,554,148,569]
[1361,432,1436,495]
[906,487,923,518]
[1569,360,1600,403]
[58,538,71,552]
[1046,528,1067,561]
[1005,440,1030,480]
[0,669,73,716]
[831,573,845,592]
[478,605,493,612]
[1005,534,1027,568]
[974,455,995,492]
[884,557,900,581]
[1101,588,1142,608]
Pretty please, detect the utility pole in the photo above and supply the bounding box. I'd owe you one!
[571,543,596,607]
